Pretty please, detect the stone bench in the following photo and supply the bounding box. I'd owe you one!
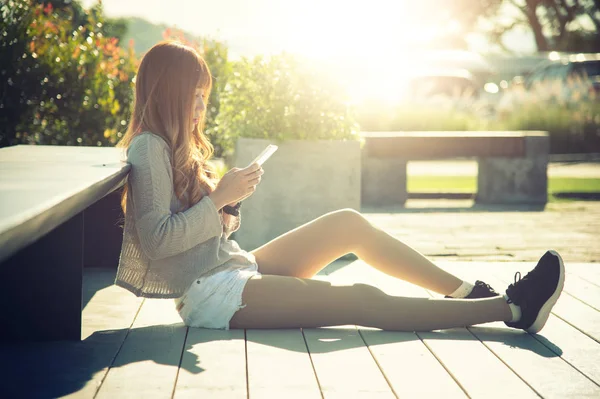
[0,145,130,341]
[361,131,550,205]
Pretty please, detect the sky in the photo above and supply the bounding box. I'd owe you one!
[81,0,537,59]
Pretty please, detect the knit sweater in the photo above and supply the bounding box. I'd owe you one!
[115,132,256,298]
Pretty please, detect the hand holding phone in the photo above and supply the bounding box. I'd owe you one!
[211,144,277,209]
[248,144,278,167]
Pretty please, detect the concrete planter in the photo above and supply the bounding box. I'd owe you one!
[232,137,361,251]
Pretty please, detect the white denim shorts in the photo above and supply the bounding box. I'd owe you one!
[174,261,260,330]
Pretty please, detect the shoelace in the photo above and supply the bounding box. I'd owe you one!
[476,280,497,294]
[506,262,547,305]
[506,272,522,304]
[513,271,522,284]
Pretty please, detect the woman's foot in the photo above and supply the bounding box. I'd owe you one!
[445,280,500,299]
[504,250,565,333]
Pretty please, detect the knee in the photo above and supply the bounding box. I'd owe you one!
[332,208,370,232]
[329,209,374,249]
[353,283,385,298]
[350,283,387,324]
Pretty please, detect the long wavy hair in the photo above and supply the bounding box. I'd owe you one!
[117,41,217,214]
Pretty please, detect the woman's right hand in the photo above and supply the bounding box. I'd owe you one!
[209,163,264,209]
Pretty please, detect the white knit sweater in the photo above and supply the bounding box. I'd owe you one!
[115,132,256,298]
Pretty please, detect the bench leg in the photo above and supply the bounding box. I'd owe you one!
[361,155,408,206]
[0,211,83,342]
[476,157,548,204]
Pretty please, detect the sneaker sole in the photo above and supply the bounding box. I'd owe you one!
[526,250,565,333]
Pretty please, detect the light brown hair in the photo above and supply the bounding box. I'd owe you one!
[117,40,217,213]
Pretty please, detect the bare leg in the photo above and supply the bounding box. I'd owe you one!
[250,209,463,295]
[230,275,512,331]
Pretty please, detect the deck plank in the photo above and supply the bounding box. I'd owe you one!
[441,264,600,398]
[566,263,600,287]
[360,329,467,398]
[551,295,600,342]
[246,329,321,398]
[467,324,600,399]
[564,273,600,311]
[174,328,247,399]
[419,327,538,399]
[81,270,144,341]
[303,327,394,398]
[73,271,145,399]
[96,298,186,399]
[312,260,396,398]
[334,261,467,398]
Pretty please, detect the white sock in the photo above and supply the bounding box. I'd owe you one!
[503,294,522,322]
[448,281,475,298]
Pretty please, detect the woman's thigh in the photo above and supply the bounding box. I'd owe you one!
[249,208,372,278]
[229,274,381,329]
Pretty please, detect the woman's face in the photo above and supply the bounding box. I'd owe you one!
[192,86,206,127]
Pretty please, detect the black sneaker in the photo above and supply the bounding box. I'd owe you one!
[444,280,500,299]
[504,250,565,333]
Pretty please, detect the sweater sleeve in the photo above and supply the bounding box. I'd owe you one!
[127,134,223,260]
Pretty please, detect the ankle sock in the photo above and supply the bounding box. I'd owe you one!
[503,294,522,322]
[448,281,475,298]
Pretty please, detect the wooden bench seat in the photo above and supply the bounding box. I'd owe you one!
[361,131,550,205]
[0,145,130,341]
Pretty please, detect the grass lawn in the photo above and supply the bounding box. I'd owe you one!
[408,176,600,196]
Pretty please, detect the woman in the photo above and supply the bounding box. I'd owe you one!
[115,41,564,333]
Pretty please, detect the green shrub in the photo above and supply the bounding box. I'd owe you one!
[494,101,600,153]
[0,0,137,147]
[214,54,359,158]
[355,83,600,153]
[493,80,600,153]
[357,102,482,132]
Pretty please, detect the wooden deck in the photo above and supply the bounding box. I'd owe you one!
[2,260,599,398]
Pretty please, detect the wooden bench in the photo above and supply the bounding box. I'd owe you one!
[0,145,130,341]
[360,131,550,205]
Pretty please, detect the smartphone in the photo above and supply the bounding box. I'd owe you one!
[248,144,278,167]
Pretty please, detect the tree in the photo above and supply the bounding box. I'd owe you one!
[486,0,600,52]
[102,17,128,42]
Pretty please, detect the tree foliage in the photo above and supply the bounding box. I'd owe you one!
[420,0,599,52]
[0,0,137,147]
[486,0,600,52]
